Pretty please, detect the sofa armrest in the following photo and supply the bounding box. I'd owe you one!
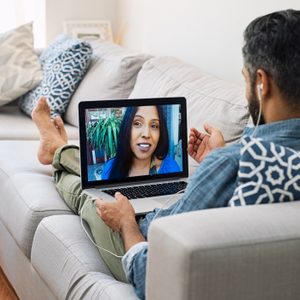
[146,201,300,300]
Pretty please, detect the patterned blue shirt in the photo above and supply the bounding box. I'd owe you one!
[122,118,300,300]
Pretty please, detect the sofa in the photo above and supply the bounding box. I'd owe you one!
[1,37,300,300]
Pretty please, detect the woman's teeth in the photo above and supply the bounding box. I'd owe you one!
[138,143,151,148]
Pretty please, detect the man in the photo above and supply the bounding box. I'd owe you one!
[32,9,300,300]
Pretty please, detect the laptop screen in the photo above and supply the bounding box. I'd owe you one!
[78,97,188,188]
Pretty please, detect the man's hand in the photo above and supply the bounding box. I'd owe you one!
[188,124,225,163]
[95,192,145,251]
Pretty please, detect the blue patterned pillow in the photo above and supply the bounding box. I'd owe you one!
[38,33,70,66]
[228,136,300,206]
[18,35,92,117]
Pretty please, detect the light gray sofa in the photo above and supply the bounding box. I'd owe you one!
[1,39,299,300]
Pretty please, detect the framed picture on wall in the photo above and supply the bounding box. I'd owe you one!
[63,20,113,42]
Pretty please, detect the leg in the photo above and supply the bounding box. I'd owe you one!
[32,97,127,282]
[53,146,127,282]
[81,198,127,282]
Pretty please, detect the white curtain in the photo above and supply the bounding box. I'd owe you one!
[0,0,35,33]
[0,0,45,47]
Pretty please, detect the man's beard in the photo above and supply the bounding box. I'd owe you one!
[248,85,265,125]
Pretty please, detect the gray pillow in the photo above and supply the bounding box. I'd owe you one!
[0,23,42,106]
[64,39,151,126]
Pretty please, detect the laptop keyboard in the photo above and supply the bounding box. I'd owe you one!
[103,181,188,199]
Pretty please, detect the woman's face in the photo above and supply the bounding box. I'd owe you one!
[130,106,160,161]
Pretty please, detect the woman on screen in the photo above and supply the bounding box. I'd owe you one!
[101,105,180,180]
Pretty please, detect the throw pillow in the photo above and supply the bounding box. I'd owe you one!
[38,33,73,66]
[18,34,93,117]
[0,22,43,106]
[228,136,300,206]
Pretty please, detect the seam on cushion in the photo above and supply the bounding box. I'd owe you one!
[119,56,144,99]
[144,59,247,108]
[33,217,114,297]
[9,174,70,213]
[34,217,109,272]
[192,235,300,254]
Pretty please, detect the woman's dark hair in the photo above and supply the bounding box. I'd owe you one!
[108,105,169,179]
[242,9,300,108]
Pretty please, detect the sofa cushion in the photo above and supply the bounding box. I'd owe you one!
[18,34,93,117]
[228,136,300,206]
[0,22,42,106]
[64,39,152,127]
[32,215,138,299]
[129,56,249,144]
[0,106,78,140]
[0,140,79,258]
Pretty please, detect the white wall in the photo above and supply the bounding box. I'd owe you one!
[116,0,300,83]
[31,0,117,47]
[45,0,117,45]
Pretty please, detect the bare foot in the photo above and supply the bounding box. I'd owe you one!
[32,97,68,165]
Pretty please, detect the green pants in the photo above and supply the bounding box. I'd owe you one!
[52,145,128,282]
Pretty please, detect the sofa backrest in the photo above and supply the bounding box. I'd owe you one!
[129,56,249,145]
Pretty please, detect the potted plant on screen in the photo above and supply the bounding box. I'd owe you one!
[86,113,121,164]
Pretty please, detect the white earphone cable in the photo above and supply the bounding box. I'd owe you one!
[80,198,124,259]
[152,188,186,221]
[252,85,263,137]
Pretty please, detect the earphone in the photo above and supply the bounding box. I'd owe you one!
[252,83,263,137]
[257,83,263,101]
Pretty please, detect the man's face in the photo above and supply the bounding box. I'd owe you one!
[242,67,265,125]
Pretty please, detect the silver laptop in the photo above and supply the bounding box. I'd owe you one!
[78,97,189,215]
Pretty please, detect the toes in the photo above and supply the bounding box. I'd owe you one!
[32,97,52,122]
[54,115,68,142]
[54,115,64,127]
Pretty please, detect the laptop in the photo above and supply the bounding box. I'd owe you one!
[78,97,189,215]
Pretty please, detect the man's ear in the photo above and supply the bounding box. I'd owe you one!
[256,69,271,99]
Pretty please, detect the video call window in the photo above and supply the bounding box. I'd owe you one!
[85,104,183,182]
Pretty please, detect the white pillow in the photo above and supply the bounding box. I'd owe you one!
[0,23,43,106]
[130,56,249,144]
[64,39,151,126]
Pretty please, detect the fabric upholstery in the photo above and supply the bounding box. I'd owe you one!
[229,136,300,206]
[0,221,55,300]
[147,201,300,300]
[32,215,138,300]
[0,106,78,140]
[0,140,76,258]
[129,56,249,144]
[18,34,92,117]
[0,23,42,106]
[64,39,151,126]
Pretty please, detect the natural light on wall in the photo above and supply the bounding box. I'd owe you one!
[0,2,17,32]
[0,0,45,47]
